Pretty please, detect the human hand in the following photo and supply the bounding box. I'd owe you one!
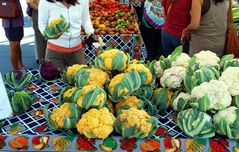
[181,31,190,45]
[53,33,62,39]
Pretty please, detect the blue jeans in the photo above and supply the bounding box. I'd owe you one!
[161,30,189,57]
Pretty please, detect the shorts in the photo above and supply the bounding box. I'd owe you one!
[4,26,24,41]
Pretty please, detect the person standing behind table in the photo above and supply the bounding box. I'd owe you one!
[161,0,192,57]
[181,0,229,57]
[140,0,165,60]
[38,0,94,71]
[2,0,25,71]
[26,0,47,63]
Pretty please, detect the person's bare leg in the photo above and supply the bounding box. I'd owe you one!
[9,41,23,70]
[17,44,24,69]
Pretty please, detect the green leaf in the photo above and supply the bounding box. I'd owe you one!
[169,45,182,61]
[197,95,211,112]
[112,52,124,71]
[233,95,239,107]
[219,118,228,135]
[122,125,137,138]
[114,117,121,133]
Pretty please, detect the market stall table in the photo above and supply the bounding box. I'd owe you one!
[0,69,239,151]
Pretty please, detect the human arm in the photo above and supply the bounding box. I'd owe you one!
[26,0,38,10]
[82,0,94,37]
[181,0,202,44]
[38,0,49,36]
[161,0,166,19]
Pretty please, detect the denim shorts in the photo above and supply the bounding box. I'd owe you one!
[4,26,24,41]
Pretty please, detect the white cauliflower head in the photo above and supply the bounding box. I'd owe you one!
[154,61,164,78]
[212,106,239,140]
[219,67,239,96]
[172,92,192,111]
[191,80,232,111]
[195,50,220,68]
[170,53,191,68]
[213,106,237,125]
[160,66,187,89]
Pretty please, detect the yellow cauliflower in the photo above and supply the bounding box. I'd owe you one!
[76,107,116,139]
[63,87,77,98]
[95,49,129,72]
[75,85,106,110]
[65,64,87,84]
[60,87,78,105]
[115,108,158,138]
[125,63,153,85]
[108,74,126,95]
[48,18,62,27]
[75,68,110,88]
[48,103,82,129]
[115,96,144,112]
[108,72,141,102]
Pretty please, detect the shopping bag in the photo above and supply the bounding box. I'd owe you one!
[0,0,21,19]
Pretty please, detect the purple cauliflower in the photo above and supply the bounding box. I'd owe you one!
[39,61,60,81]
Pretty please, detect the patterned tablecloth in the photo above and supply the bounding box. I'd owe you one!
[0,70,239,151]
[81,34,147,64]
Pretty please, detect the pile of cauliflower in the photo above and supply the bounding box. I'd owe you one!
[45,49,159,139]
[153,48,239,139]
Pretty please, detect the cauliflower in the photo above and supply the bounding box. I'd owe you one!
[115,108,158,138]
[115,96,144,112]
[172,92,192,111]
[170,53,191,68]
[65,64,87,84]
[219,67,239,96]
[183,66,220,93]
[76,68,110,88]
[47,103,82,129]
[95,49,130,72]
[191,80,232,112]
[160,66,187,89]
[177,108,215,138]
[74,85,106,110]
[154,61,164,78]
[213,106,239,140]
[108,71,141,102]
[152,88,174,111]
[125,63,153,85]
[76,107,116,139]
[194,51,220,68]
[59,87,77,105]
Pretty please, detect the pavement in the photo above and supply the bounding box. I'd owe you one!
[0,0,38,74]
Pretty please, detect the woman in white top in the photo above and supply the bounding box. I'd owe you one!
[38,0,94,70]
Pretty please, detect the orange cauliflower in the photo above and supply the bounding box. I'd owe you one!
[76,107,116,139]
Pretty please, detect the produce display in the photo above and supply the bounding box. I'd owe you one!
[3,45,239,142]
[81,0,140,35]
